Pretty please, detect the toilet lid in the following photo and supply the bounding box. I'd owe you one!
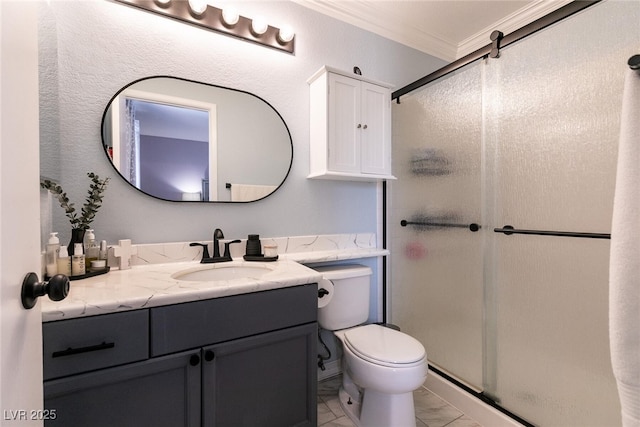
[344,324,426,366]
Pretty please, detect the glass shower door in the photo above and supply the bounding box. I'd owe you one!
[389,63,485,390]
[483,1,639,425]
[390,1,640,424]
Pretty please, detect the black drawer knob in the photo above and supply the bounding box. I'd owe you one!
[205,350,215,362]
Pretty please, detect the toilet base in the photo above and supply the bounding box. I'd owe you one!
[339,387,363,427]
[339,386,417,427]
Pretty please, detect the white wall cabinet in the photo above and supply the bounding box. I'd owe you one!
[308,66,395,181]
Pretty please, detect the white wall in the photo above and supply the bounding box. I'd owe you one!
[39,0,445,245]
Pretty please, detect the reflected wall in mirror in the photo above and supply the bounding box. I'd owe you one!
[101,76,293,202]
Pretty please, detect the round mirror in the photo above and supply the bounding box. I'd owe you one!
[101,76,293,202]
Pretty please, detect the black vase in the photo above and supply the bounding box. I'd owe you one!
[68,228,86,256]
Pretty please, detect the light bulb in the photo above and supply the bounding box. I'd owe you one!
[251,16,268,36]
[278,25,294,43]
[155,0,171,6]
[188,0,207,16]
[221,7,239,26]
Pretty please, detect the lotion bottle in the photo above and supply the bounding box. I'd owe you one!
[98,240,108,261]
[45,232,60,278]
[57,246,71,276]
[71,243,86,276]
[84,229,99,264]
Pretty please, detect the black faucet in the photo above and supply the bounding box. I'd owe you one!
[189,242,210,260]
[191,229,240,263]
[212,228,224,259]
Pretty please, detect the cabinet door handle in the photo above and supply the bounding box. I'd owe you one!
[356,124,362,128]
[362,124,368,129]
[190,354,201,366]
[52,341,115,358]
[204,350,215,362]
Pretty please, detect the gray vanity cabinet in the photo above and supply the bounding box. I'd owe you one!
[44,350,201,427]
[43,310,200,427]
[42,284,317,427]
[151,283,318,427]
[201,323,317,426]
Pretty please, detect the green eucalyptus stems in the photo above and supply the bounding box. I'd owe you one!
[41,173,110,230]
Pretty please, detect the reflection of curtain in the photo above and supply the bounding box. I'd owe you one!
[201,179,209,202]
[124,99,139,186]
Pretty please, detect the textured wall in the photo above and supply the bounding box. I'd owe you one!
[39,0,445,245]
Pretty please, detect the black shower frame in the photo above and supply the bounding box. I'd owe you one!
[382,1,604,426]
[391,0,600,102]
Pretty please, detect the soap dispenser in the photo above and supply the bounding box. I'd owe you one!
[246,234,262,256]
[45,232,60,278]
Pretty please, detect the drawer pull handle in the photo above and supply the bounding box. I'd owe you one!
[52,341,115,358]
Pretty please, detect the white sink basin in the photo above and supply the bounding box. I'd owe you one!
[172,263,273,282]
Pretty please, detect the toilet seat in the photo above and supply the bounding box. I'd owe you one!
[343,324,426,368]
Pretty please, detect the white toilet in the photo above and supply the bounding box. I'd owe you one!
[315,264,428,427]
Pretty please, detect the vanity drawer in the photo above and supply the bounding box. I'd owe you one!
[43,310,149,380]
[150,284,317,356]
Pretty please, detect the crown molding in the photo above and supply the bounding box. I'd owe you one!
[294,0,572,62]
[293,0,458,61]
[456,0,573,58]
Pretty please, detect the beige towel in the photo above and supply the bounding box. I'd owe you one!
[230,184,276,202]
[609,68,640,427]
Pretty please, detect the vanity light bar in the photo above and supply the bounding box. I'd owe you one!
[116,0,295,54]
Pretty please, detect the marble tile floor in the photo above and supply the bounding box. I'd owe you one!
[317,375,483,427]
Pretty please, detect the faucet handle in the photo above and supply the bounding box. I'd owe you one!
[223,240,242,259]
[189,243,210,261]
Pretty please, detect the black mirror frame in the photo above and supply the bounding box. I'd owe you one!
[100,75,293,203]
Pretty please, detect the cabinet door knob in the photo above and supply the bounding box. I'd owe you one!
[205,350,215,362]
[356,124,362,128]
[190,354,201,366]
[362,124,368,129]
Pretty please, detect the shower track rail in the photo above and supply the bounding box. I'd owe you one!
[391,0,600,101]
[494,225,611,239]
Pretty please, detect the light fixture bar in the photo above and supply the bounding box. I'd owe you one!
[116,0,295,54]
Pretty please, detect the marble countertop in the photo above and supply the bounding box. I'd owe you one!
[40,233,390,322]
[282,248,388,264]
[41,259,323,322]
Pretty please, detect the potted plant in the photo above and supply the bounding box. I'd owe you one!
[41,172,110,254]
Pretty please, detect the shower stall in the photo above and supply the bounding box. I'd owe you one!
[389,1,640,425]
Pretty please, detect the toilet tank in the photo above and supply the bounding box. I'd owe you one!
[314,264,372,331]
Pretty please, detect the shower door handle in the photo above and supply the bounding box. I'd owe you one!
[494,225,610,239]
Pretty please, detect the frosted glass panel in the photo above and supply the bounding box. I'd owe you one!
[486,1,639,425]
[390,0,639,424]
[390,64,484,389]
